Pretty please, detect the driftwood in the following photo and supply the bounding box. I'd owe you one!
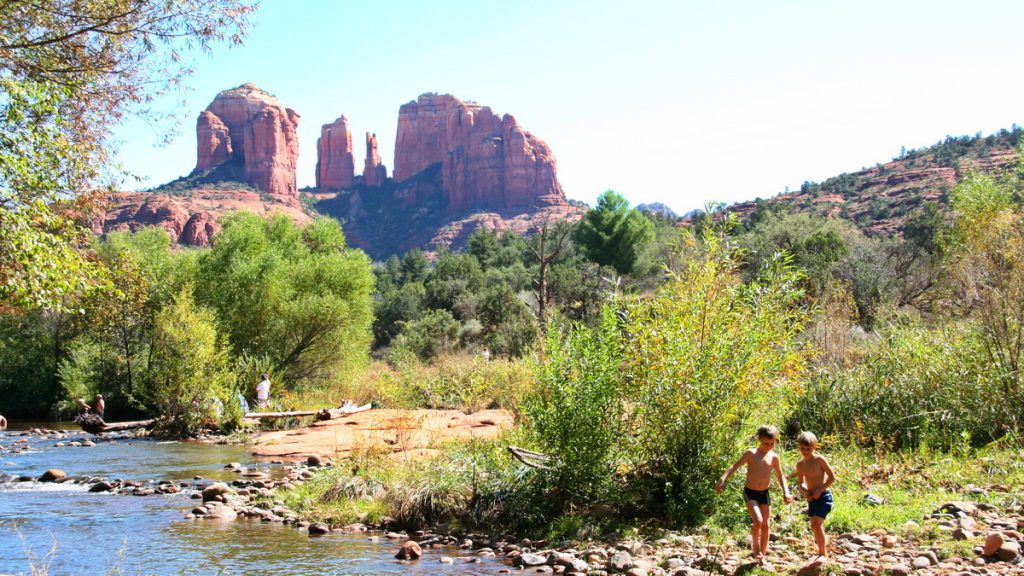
[76,413,155,435]
[244,403,372,422]
[508,445,554,470]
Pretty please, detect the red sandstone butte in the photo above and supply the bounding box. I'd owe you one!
[363,132,387,187]
[315,116,355,190]
[195,83,300,201]
[393,93,565,211]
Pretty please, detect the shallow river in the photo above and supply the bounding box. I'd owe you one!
[0,421,510,575]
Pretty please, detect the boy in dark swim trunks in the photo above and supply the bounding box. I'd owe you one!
[716,425,792,562]
[794,431,835,560]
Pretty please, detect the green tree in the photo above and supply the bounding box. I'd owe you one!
[0,0,256,310]
[424,251,484,319]
[574,190,655,276]
[196,213,375,386]
[147,288,235,436]
[390,309,461,361]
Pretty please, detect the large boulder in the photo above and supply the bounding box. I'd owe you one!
[395,540,422,560]
[201,482,234,502]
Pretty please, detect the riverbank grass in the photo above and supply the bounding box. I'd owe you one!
[274,435,1024,546]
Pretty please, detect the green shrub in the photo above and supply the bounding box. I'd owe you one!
[526,220,809,526]
[788,322,1007,449]
[145,288,237,435]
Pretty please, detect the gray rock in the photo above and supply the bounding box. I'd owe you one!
[608,550,632,572]
[997,541,1020,562]
[308,522,330,536]
[201,482,233,502]
[89,481,114,492]
[514,553,547,567]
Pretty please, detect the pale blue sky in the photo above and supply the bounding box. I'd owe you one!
[114,0,1024,214]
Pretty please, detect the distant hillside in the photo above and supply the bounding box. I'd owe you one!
[728,126,1023,235]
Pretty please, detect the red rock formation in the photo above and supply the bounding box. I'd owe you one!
[393,93,565,212]
[182,212,220,246]
[316,116,355,190]
[99,190,311,247]
[363,132,387,187]
[393,94,459,181]
[194,83,300,201]
[132,196,191,240]
[196,112,232,170]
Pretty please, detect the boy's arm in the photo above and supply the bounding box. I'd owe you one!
[773,454,793,504]
[716,452,749,493]
[812,456,836,499]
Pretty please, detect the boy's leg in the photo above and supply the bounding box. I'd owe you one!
[810,516,827,557]
[758,504,771,559]
[745,500,763,556]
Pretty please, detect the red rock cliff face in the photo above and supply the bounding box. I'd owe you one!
[393,93,564,211]
[195,83,300,201]
[315,116,354,190]
[363,132,387,187]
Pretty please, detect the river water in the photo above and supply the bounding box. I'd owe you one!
[0,421,511,575]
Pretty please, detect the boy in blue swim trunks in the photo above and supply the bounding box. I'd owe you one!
[795,431,836,560]
[716,425,792,562]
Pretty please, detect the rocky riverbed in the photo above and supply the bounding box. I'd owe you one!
[180,452,1024,576]
[6,426,1021,575]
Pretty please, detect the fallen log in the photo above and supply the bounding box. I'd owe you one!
[76,413,156,434]
[243,410,319,419]
[245,403,372,422]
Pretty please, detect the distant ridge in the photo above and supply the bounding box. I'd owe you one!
[726,127,1023,234]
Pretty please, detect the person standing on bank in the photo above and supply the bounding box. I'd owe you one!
[256,374,271,410]
[95,394,105,419]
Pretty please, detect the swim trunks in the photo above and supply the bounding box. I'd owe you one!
[743,486,770,506]
[807,489,833,518]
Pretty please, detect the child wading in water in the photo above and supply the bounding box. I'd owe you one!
[795,431,836,560]
[716,425,792,562]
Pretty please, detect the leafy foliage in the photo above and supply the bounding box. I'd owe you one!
[146,288,236,435]
[195,213,375,387]
[527,218,809,525]
[0,0,256,311]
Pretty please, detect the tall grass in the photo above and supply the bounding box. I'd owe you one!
[788,321,1011,449]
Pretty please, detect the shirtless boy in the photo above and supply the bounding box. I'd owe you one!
[716,425,792,562]
[794,431,836,559]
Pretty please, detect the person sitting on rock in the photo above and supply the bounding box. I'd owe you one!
[77,398,91,414]
[95,394,105,419]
